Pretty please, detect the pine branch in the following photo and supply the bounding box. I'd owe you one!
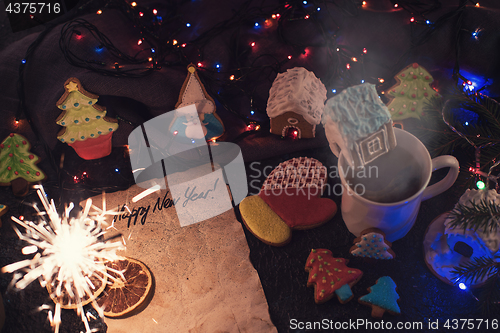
[451,255,499,285]
[447,199,500,233]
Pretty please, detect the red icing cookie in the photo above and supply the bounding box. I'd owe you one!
[259,189,337,229]
[239,157,337,246]
[305,249,363,304]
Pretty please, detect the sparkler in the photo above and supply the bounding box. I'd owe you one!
[2,186,126,333]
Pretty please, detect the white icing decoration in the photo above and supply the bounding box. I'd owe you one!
[267,67,327,125]
[287,117,299,125]
[322,83,395,167]
[444,189,500,257]
[351,232,393,259]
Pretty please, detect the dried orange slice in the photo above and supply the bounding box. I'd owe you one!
[47,266,107,309]
[96,257,153,318]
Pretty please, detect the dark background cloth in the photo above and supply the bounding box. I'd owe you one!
[0,0,500,332]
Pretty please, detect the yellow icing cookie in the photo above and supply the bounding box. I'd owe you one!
[239,195,291,246]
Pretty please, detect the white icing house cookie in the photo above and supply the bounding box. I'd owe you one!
[322,83,396,168]
[267,67,327,139]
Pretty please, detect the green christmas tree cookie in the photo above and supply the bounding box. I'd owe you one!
[0,133,46,196]
[56,78,118,160]
[359,276,401,318]
[386,63,441,121]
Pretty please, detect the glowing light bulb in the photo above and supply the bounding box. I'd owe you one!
[153,9,157,15]
[254,22,259,27]
[186,23,191,27]
[352,57,358,62]
[250,110,255,115]
[361,79,365,83]
[148,57,153,61]
[251,42,256,47]
[303,0,307,4]
[362,1,367,6]
[21,59,26,64]
[336,47,340,52]
[304,15,310,19]
[475,3,480,7]
[426,20,430,24]
[394,3,398,7]
[332,89,337,93]
[131,2,137,6]
[477,180,486,190]
[465,122,469,126]
[181,43,187,47]
[410,17,415,22]
[97,9,102,14]
[172,39,178,45]
[139,12,144,16]
[276,14,280,18]
[272,14,277,19]
[211,138,216,143]
[287,55,292,59]
[256,125,261,130]
[379,78,384,83]
[346,63,350,69]
[151,48,155,53]
[216,63,220,68]
[459,283,467,290]
[363,48,367,54]
[317,7,321,11]
[173,130,178,136]
[137,39,143,45]
[229,75,235,80]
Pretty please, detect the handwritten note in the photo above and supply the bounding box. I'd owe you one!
[114,170,230,228]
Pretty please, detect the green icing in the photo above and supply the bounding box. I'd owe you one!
[0,134,45,182]
[359,276,400,314]
[334,284,352,302]
[57,114,118,143]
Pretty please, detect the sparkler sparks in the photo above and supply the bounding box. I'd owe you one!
[2,186,126,333]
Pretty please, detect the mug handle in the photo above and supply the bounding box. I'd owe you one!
[421,155,460,201]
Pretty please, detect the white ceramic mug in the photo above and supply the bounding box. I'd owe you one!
[338,128,459,242]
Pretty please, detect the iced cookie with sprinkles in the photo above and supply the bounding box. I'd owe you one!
[305,249,363,304]
[350,228,395,259]
[359,276,401,318]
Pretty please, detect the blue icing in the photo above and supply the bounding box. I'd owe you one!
[203,113,224,140]
[359,276,400,314]
[335,284,353,302]
[322,83,391,144]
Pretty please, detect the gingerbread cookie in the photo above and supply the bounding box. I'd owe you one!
[56,78,119,160]
[0,133,46,196]
[171,64,224,142]
[386,63,441,123]
[350,228,395,259]
[0,204,8,228]
[238,157,337,246]
[322,83,397,168]
[267,67,327,139]
[359,276,401,318]
[305,249,363,304]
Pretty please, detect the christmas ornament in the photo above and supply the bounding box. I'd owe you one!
[56,78,119,160]
[386,63,441,122]
[0,133,46,196]
[267,67,327,139]
[172,64,224,141]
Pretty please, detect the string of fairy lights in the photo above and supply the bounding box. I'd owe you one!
[10,0,494,194]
